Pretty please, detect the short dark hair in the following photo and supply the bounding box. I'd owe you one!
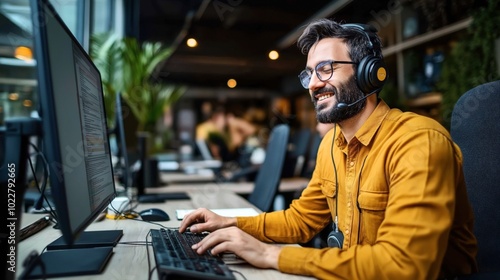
[297,19,383,65]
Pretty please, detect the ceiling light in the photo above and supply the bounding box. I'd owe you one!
[15,46,33,61]
[186,38,198,47]
[227,79,237,88]
[9,93,19,101]
[268,50,279,60]
[23,100,33,107]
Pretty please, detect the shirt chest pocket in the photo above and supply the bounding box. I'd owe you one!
[320,179,337,215]
[357,191,388,245]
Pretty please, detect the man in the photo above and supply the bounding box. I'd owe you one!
[180,19,477,279]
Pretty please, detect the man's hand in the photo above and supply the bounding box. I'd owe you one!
[179,208,237,233]
[193,226,281,269]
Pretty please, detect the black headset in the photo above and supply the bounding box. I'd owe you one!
[342,23,387,94]
[326,24,384,249]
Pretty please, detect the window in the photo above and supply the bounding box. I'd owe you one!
[0,0,120,124]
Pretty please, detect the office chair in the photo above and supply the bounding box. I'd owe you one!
[194,139,215,161]
[301,132,322,179]
[450,80,500,276]
[247,124,290,212]
[282,128,312,178]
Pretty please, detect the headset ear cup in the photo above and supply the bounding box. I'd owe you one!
[356,56,387,94]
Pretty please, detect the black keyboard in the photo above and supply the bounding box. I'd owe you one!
[150,228,236,280]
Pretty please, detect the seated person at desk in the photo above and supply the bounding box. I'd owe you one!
[180,19,477,279]
[196,105,256,162]
[196,106,228,160]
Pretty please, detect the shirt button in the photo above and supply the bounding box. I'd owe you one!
[345,229,350,235]
[349,161,354,167]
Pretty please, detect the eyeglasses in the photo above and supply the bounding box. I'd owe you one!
[298,60,357,89]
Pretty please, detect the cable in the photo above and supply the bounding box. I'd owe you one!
[129,216,180,229]
[146,230,156,280]
[106,200,182,229]
[18,250,46,280]
[109,205,178,229]
[27,143,58,220]
[230,269,248,280]
[19,244,50,280]
[330,125,340,230]
[29,144,49,202]
[108,201,136,219]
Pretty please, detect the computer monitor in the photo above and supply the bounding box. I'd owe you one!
[109,94,189,202]
[28,0,122,277]
[111,92,132,195]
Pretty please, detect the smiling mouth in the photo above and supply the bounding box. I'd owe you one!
[316,93,333,101]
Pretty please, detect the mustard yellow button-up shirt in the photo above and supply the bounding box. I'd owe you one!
[237,100,477,279]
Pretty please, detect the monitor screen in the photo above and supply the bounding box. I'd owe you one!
[31,0,116,246]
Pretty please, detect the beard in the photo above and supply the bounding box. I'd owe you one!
[311,76,366,124]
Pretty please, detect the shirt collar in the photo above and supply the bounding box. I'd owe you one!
[336,100,391,148]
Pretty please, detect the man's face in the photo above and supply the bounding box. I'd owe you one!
[305,38,366,123]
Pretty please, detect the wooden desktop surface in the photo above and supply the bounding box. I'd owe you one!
[17,189,313,280]
[160,170,217,184]
[158,176,309,195]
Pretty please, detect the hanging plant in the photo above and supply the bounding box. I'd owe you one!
[437,0,500,128]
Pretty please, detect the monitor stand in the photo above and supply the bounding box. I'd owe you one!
[24,247,113,279]
[46,230,123,250]
[23,230,123,279]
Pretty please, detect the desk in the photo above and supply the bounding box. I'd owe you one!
[154,177,309,208]
[160,170,216,184]
[17,189,313,280]
[156,177,309,196]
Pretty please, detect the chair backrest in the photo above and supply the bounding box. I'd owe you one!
[282,128,312,178]
[248,124,290,212]
[450,80,500,273]
[301,132,322,178]
[195,139,214,161]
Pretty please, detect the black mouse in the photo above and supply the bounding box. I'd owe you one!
[139,208,170,221]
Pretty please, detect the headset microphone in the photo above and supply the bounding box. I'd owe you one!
[336,90,378,109]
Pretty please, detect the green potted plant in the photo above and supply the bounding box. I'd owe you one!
[90,33,123,127]
[91,34,186,153]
